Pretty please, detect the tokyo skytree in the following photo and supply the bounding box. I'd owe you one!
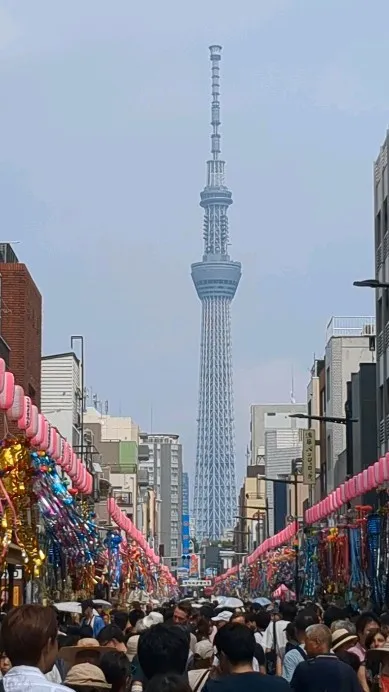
[192,46,241,540]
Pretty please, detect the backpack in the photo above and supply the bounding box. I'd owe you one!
[286,643,307,660]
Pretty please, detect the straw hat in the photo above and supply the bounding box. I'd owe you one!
[60,637,112,664]
[367,644,389,662]
[331,629,358,652]
[65,663,111,688]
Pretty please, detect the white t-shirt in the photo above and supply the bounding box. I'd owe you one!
[255,631,265,647]
[263,619,289,660]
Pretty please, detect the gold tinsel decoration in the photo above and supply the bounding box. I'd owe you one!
[0,440,44,578]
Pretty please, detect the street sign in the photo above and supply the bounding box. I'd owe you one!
[302,429,316,485]
[182,579,211,587]
[177,567,189,578]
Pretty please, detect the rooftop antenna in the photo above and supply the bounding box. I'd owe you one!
[290,366,296,404]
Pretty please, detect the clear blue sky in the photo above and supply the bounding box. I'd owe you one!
[0,0,383,486]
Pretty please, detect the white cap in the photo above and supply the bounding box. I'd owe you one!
[143,611,164,628]
[212,610,232,623]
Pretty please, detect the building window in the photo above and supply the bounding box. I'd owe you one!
[326,367,330,402]
[114,492,133,506]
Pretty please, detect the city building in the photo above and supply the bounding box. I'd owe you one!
[335,363,377,506]
[234,466,266,556]
[144,434,183,571]
[306,359,325,500]
[41,352,82,448]
[265,425,307,536]
[0,243,41,407]
[192,46,241,540]
[324,317,375,491]
[84,408,142,527]
[374,139,389,456]
[182,472,190,566]
[250,404,307,467]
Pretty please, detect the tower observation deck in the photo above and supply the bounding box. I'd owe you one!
[191,45,241,541]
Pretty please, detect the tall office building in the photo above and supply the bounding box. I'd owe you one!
[146,434,183,570]
[325,317,375,490]
[374,138,389,456]
[192,46,241,540]
[182,472,190,562]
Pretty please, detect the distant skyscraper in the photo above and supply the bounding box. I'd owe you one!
[192,46,241,540]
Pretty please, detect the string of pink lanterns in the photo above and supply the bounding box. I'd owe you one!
[0,357,178,585]
[107,497,177,585]
[0,358,93,494]
[235,457,389,576]
[107,497,160,565]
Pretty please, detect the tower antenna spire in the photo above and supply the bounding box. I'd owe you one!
[209,45,222,161]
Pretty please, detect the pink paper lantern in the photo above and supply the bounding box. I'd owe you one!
[336,487,342,507]
[62,442,72,472]
[40,419,50,451]
[0,372,15,411]
[0,358,6,392]
[6,385,24,421]
[375,460,384,485]
[30,413,46,448]
[52,432,62,461]
[368,465,376,490]
[25,404,39,438]
[17,396,32,431]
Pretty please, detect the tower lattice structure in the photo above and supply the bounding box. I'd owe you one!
[192,45,241,541]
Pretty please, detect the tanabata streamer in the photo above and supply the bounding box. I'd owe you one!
[0,440,44,578]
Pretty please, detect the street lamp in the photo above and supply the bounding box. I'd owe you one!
[353,279,389,289]
[290,412,358,488]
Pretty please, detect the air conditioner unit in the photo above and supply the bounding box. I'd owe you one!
[363,324,374,335]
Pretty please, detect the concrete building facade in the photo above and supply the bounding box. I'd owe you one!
[145,434,183,570]
[250,404,307,467]
[235,467,266,555]
[0,244,41,407]
[374,138,389,456]
[324,317,375,491]
[335,364,377,498]
[306,359,325,500]
[265,426,307,536]
[41,352,82,448]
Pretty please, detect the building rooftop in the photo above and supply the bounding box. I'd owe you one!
[326,316,376,344]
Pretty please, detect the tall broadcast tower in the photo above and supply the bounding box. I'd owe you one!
[192,46,241,540]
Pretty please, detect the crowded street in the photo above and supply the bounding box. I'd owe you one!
[0,0,388,690]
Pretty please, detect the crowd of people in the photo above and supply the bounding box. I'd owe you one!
[0,597,389,691]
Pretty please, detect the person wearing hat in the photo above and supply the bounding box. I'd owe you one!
[332,629,358,654]
[60,638,112,669]
[187,641,213,692]
[367,643,389,692]
[81,601,105,639]
[64,662,111,690]
[290,624,360,692]
[211,611,232,630]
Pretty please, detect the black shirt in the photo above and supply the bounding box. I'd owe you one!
[290,654,361,692]
[204,671,290,692]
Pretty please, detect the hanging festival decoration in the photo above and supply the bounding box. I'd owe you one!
[0,439,44,578]
[104,530,122,590]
